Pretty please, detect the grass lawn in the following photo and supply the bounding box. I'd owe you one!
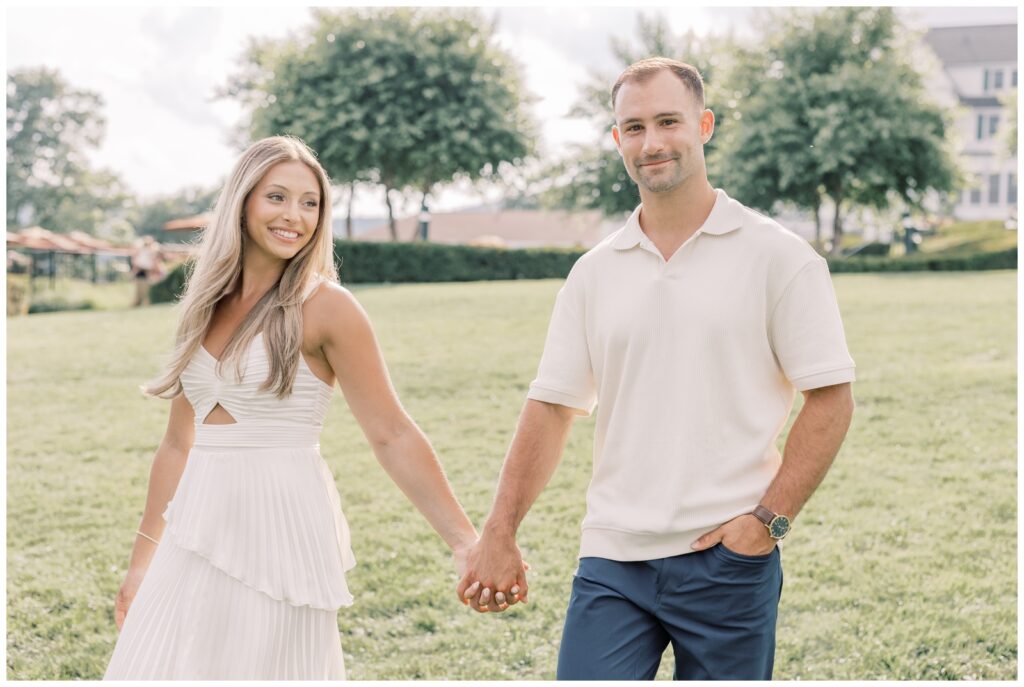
[6,272,1017,680]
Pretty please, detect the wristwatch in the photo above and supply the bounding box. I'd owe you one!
[752,505,791,540]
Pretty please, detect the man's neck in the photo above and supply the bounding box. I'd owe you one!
[636,178,718,260]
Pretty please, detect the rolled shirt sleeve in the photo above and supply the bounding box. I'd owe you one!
[527,267,598,415]
[769,258,856,391]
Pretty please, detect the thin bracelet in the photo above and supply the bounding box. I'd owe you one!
[136,530,160,545]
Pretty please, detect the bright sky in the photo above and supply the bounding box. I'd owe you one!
[5,3,1018,218]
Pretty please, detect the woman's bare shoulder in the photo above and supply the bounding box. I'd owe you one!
[305,280,359,311]
[303,282,370,344]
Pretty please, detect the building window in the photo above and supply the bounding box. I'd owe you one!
[994,70,1004,90]
[988,174,1001,204]
[971,176,983,205]
[1010,173,1018,205]
[983,69,989,92]
[989,115,1000,136]
[977,114,985,140]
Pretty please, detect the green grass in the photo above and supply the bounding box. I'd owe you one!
[6,273,1017,679]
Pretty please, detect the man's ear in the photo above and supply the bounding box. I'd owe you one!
[611,125,622,154]
[700,109,716,145]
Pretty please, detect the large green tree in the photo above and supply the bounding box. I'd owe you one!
[6,67,129,234]
[541,14,726,216]
[227,7,534,240]
[712,8,961,253]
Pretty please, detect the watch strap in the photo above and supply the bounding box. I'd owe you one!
[752,505,776,526]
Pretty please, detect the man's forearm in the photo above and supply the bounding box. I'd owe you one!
[483,399,577,539]
[761,383,855,520]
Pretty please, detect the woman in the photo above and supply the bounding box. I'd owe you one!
[105,136,480,679]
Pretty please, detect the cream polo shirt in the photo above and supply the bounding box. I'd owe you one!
[527,189,856,562]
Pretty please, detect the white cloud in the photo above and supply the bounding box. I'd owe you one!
[7,6,313,199]
[492,27,598,157]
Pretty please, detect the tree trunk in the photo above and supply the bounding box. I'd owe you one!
[345,181,355,239]
[813,199,822,249]
[384,185,397,241]
[830,195,844,256]
[418,188,430,242]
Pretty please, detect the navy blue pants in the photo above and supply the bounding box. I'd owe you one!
[556,545,783,680]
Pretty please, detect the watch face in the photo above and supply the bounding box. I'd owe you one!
[769,516,791,539]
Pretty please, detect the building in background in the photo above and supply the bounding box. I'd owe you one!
[358,208,623,249]
[924,24,1018,221]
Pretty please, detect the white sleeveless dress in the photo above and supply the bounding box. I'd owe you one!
[105,309,356,679]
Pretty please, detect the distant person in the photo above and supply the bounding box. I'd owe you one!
[457,57,856,680]
[130,236,162,307]
[901,212,920,254]
[105,136,482,679]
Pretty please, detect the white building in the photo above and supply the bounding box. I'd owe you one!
[923,24,1018,221]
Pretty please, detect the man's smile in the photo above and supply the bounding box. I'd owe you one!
[638,157,677,168]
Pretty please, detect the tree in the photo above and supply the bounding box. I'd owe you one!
[707,44,826,243]
[6,67,129,233]
[227,7,535,240]
[131,185,221,244]
[711,8,962,253]
[540,14,728,216]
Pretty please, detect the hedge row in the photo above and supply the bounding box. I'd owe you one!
[827,247,1017,273]
[150,241,1016,304]
[150,241,586,304]
[332,240,584,283]
[27,297,94,314]
[150,260,191,304]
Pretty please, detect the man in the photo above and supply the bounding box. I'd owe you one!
[457,57,856,680]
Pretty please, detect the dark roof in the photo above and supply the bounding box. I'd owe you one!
[924,24,1017,65]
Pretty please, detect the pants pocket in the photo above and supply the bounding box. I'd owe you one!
[713,542,776,565]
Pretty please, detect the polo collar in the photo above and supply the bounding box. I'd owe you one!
[612,188,744,250]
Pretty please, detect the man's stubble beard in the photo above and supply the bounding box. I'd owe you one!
[631,158,688,194]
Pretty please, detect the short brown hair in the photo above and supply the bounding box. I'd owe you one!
[611,57,705,111]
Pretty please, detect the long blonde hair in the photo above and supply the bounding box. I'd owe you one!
[144,136,338,400]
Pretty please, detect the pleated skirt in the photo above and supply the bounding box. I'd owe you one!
[103,531,346,680]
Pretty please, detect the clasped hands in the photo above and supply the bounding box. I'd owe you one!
[451,514,774,613]
[454,532,529,613]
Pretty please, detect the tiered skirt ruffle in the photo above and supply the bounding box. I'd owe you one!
[162,444,356,610]
[103,532,346,679]
[105,438,355,680]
